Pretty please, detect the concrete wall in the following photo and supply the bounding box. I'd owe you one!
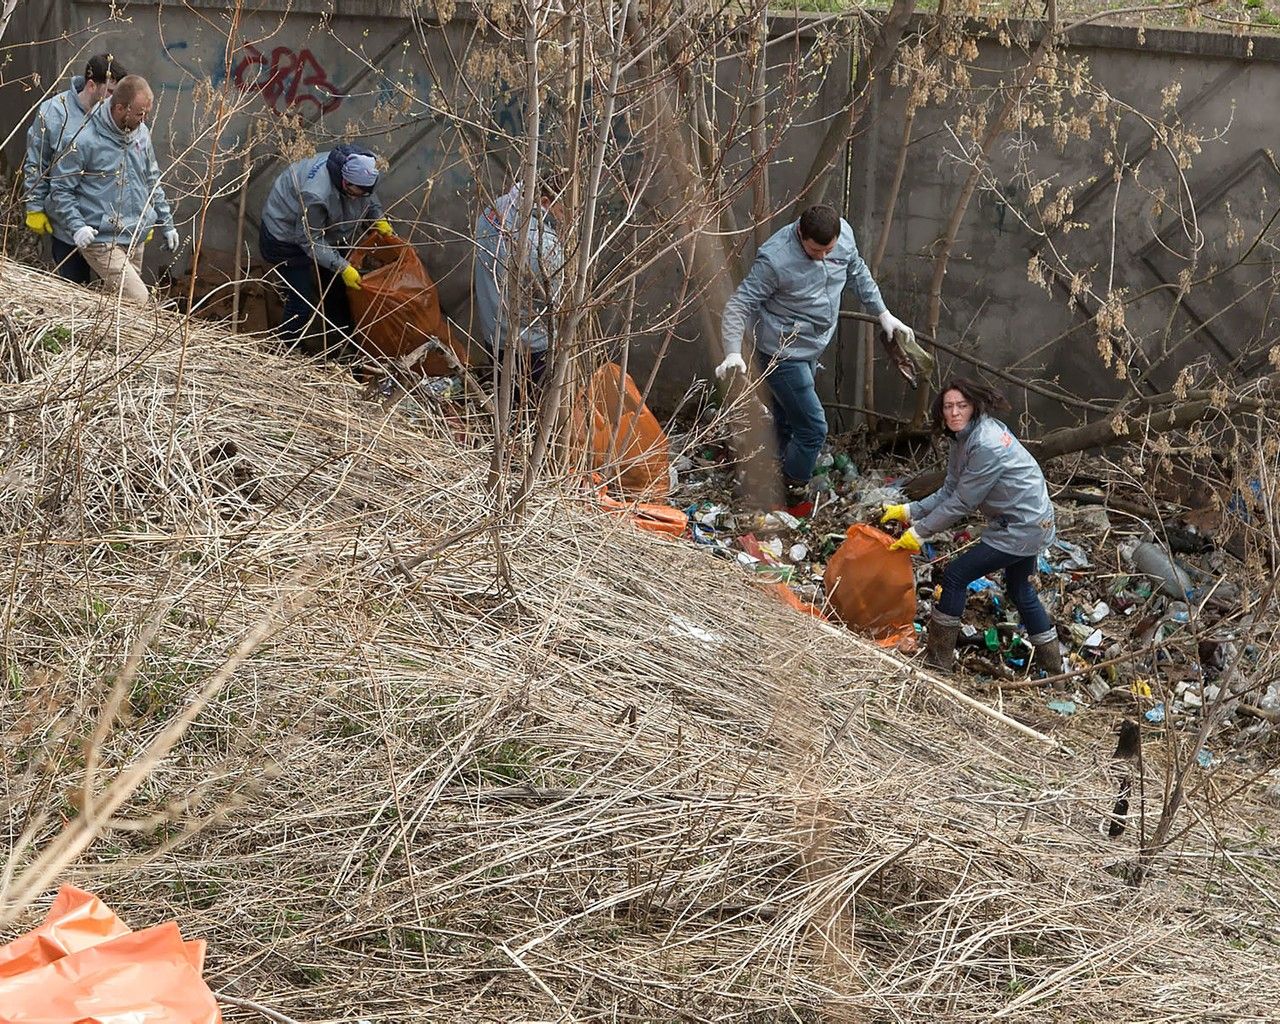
[6,4,1275,426]
[836,18,1280,430]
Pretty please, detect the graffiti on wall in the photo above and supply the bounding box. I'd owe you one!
[231,44,343,116]
[161,38,344,116]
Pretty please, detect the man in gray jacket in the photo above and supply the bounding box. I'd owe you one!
[259,146,391,349]
[718,204,914,495]
[23,52,128,284]
[48,75,179,305]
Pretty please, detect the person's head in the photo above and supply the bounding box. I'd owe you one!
[81,52,128,106]
[933,376,1008,435]
[797,204,841,260]
[340,152,379,197]
[109,75,152,132]
[538,169,567,223]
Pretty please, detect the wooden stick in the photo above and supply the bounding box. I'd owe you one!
[815,622,1062,748]
[217,993,305,1024]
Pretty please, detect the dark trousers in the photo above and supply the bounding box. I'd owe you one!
[260,227,353,353]
[51,236,92,286]
[761,357,827,485]
[937,540,1052,636]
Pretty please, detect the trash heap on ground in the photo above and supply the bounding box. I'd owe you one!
[651,419,1271,747]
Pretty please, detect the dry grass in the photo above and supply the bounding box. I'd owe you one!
[0,259,1278,1022]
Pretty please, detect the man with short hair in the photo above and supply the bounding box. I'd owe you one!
[259,145,392,349]
[23,52,129,283]
[718,203,915,497]
[472,175,566,388]
[48,74,178,305]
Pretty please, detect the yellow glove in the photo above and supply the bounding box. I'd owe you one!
[889,528,921,554]
[880,503,910,525]
[340,264,362,290]
[25,211,52,235]
[145,228,154,243]
[372,218,393,236]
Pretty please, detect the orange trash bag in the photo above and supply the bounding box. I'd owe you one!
[347,229,470,376]
[0,884,221,1024]
[824,523,917,645]
[581,363,671,500]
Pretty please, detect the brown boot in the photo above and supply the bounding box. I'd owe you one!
[925,610,962,671]
[1030,628,1064,675]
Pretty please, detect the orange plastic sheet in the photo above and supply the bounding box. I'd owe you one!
[824,523,918,648]
[596,489,687,537]
[348,230,470,376]
[762,580,829,621]
[0,884,220,1024]
[579,363,671,500]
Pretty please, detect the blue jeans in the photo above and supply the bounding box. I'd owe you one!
[938,541,1052,635]
[259,227,353,349]
[762,357,827,483]
[51,236,92,286]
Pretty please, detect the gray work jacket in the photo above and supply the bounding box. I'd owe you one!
[47,101,175,247]
[908,416,1056,557]
[721,218,886,363]
[472,187,564,354]
[260,153,384,273]
[24,77,93,218]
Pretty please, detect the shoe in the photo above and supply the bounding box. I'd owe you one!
[925,610,962,671]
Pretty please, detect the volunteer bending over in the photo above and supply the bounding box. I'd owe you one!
[881,377,1063,674]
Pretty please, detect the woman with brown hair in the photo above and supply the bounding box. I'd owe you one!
[880,378,1063,673]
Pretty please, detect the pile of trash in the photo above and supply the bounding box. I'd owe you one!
[658,423,1272,747]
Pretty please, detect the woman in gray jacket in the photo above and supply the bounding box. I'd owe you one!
[880,378,1063,674]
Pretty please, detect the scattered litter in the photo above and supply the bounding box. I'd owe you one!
[1129,540,1193,600]
[1047,697,1078,716]
[669,613,720,645]
[1196,749,1214,768]
[1052,538,1091,570]
[1145,702,1166,724]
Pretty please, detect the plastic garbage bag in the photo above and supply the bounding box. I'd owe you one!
[580,363,671,499]
[824,524,917,644]
[0,885,129,978]
[0,884,221,1024]
[347,230,471,376]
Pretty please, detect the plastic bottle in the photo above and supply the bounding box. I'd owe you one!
[1131,541,1192,600]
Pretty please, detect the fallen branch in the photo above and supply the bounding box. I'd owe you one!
[217,993,305,1024]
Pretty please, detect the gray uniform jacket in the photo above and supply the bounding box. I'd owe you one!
[260,153,384,274]
[472,187,564,354]
[908,416,1056,557]
[721,218,886,363]
[23,77,92,218]
[47,101,175,247]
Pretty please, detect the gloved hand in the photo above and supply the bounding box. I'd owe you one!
[340,264,362,290]
[715,353,746,380]
[145,228,154,243]
[889,528,921,554]
[372,218,393,236]
[880,503,910,526]
[73,225,97,249]
[878,309,915,346]
[25,211,52,235]
[164,228,180,251]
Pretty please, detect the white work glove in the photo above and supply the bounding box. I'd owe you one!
[163,228,180,251]
[715,353,747,380]
[878,310,914,345]
[73,225,97,249]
